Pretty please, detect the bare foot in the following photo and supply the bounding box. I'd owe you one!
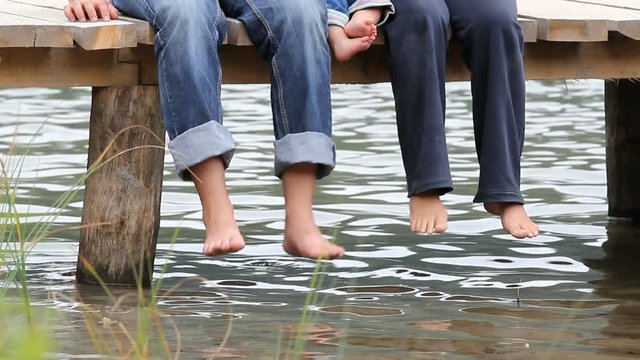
[484,202,539,239]
[344,18,377,39]
[331,35,372,62]
[202,208,245,256]
[191,156,245,257]
[281,163,345,259]
[409,193,448,234]
[345,8,382,38]
[283,217,345,259]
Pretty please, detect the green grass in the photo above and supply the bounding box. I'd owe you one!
[1,119,57,359]
[0,119,344,359]
[0,122,231,359]
[0,301,53,360]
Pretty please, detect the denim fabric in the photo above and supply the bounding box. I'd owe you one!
[111,0,335,180]
[384,0,526,204]
[327,0,395,27]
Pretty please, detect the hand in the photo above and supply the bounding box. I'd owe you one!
[64,0,119,22]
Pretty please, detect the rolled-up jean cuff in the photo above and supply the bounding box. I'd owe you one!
[274,132,336,179]
[328,9,349,28]
[168,120,236,181]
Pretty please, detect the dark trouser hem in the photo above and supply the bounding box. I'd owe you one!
[473,191,524,204]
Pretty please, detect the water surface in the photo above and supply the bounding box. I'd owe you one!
[1,81,639,359]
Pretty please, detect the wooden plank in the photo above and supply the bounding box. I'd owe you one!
[569,0,640,11]
[518,17,538,43]
[0,4,538,47]
[116,17,536,46]
[71,21,137,49]
[9,0,251,46]
[0,47,138,87]
[0,12,73,47]
[4,0,524,46]
[7,0,67,7]
[518,0,640,40]
[0,5,538,48]
[225,18,252,46]
[0,0,137,49]
[564,0,640,40]
[523,39,640,79]
[118,15,154,45]
[192,39,640,83]
[13,0,155,45]
[4,38,640,88]
[518,0,609,41]
[587,0,640,40]
[330,38,640,83]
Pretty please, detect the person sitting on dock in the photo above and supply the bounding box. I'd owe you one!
[383,0,540,239]
[326,0,394,61]
[64,0,346,259]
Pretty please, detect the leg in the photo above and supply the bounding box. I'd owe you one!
[192,157,244,256]
[282,164,345,259]
[221,0,344,258]
[446,0,538,238]
[384,0,451,234]
[112,0,245,253]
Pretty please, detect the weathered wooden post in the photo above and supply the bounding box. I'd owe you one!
[605,79,640,221]
[76,86,165,287]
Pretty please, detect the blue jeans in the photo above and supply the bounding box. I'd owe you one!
[384,0,526,204]
[111,0,335,180]
[326,0,395,27]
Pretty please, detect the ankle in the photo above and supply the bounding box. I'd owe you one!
[285,211,315,226]
[351,8,383,24]
[486,202,522,209]
[411,190,441,200]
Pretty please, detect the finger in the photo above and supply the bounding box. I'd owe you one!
[63,5,77,21]
[82,0,99,21]
[73,2,86,21]
[97,2,111,20]
[108,3,119,19]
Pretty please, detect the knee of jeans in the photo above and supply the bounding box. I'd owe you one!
[274,0,326,41]
[155,0,223,37]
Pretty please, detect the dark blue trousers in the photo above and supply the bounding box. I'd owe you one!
[384,0,526,204]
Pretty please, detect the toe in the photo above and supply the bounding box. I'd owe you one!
[418,220,428,234]
[426,219,435,234]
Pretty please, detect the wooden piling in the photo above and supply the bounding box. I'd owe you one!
[76,86,165,287]
[605,79,640,221]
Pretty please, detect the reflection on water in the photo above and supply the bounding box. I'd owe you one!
[1,81,639,358]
